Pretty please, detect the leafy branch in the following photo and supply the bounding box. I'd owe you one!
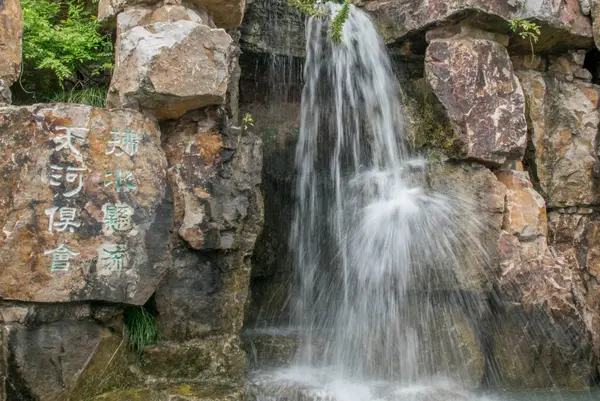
[509,18,541,63]
[288,0,351,44]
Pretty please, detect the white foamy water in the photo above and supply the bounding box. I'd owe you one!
[255,3,499,401]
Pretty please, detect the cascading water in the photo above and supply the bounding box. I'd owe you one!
[251,3,497,400]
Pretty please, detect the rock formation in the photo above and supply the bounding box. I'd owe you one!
[1,0,262,400]
[4,0,600,397]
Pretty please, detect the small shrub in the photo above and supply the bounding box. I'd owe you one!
[124,306,160,357]
[509,18,541,62]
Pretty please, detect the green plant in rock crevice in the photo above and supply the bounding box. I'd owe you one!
[124,306,160,357]
[509,18,541,63]
[288,0,351,44]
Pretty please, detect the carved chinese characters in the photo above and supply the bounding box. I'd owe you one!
[0,104,171,304]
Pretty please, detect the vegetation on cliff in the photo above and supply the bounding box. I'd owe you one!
[14,0,113,106]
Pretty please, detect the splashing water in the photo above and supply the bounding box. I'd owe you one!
[252,3,496,401]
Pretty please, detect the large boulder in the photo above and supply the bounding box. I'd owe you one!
[0,0,23,104]
[425,37,527,165]
[155,108,263,341]
[0,104,171,304]
[356,0,593,51]
[1,303,133,401]
[518,70,600,207]
[107,21,234,120]
[99,0,245,29]
[427,158,506,291]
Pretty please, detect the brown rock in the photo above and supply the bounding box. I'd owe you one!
[99,0,245,29]
[425,38,527,165]
[518,70,600,207]
[0,104,171,304]
[427,159,506,290]
[0,0,23,97]
[496,170,547,240]
[107,20,234,120]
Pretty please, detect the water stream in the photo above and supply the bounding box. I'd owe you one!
[250,3,597,401]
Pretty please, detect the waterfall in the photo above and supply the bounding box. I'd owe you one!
[290,2,491,383]
[251,3,497,400]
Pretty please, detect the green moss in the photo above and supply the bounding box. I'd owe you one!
[68,329,140,401]
[405,78,463,157]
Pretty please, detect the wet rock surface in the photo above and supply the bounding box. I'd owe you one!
[0,104,171,305]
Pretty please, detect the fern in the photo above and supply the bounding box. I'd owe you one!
[288,0,351,44]
[18,0,113,101]
[329,1,350,44]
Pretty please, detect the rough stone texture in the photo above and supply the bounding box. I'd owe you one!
[155,108,263,341]
[1,311,132,401]
[356,0,593,52]
[488,304,593,390]
[139,336,246,381]
[0,0,23,101]
[239,0,306,58]
[107,21,234,120]
[93,383,244,401]
[99,0,245,29]
[242,331,298,369]
[425,38,527,165]
[593,0,600,50]
[518,70,600,208]
[428,158,506,290]
[496,170,547,241]
[0,104,171,304]
[115,3,215,36]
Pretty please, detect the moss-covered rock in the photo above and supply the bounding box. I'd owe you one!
[93,383,244,401]
[139,336,246,381]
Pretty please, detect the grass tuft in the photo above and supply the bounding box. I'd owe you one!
[48,87,107,108]
[124,306,160,357]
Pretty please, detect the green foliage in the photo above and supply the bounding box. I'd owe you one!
[288,0,324,17]
[242,112,256,131]
[124,307,160,357]
[509,18,541,60]
[288,0,350,44]
[16,0,113,103]
[329,1,350,44]
[48,87,108,107]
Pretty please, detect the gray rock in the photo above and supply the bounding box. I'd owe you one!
[107,21,234,120]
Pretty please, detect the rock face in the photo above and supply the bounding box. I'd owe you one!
[99,0,245,29]
[357,0,593,51]
[0,104,171,304]
[155,109,263,341]
[0,0,23,104]
[1,303,132,401]
[425,37,527,165]
[518,69,600,208]
[107,21,234,120]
